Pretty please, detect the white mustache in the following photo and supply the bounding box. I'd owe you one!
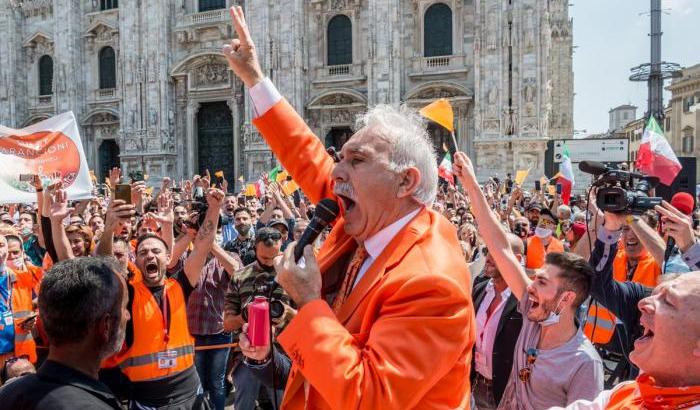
[333,182,356,201]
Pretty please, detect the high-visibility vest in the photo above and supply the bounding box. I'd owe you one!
[525,236,565,269]
[119,278,194,382]
[584,249,661,345]
[6,270,37,363]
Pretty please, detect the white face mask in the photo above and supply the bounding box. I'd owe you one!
[540,295,565,327]
[534,227,553,239]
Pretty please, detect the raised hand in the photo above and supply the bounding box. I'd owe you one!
[104,199,136,232]
[206,188,226,210]
[108,167,121,189]
[151,191,174,226]
[49,187,73,221]
[656,201,696,252]
[222,6,264,87]
[453,152,477,185]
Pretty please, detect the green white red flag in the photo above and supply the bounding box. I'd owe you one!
[438,152,454,185]
[557,143,574,205]
[635,116,682,186]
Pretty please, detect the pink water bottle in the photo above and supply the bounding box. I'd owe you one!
[247,296,270,347]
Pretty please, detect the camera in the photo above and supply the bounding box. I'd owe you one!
[185,188,209,230]
[579,161,662,215]
[241,275,285,322]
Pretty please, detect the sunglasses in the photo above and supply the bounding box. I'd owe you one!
[518,348,538,383]
[257,232,282,242]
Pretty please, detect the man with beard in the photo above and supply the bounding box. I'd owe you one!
[220,194,239,245]
[525,203,541,235]
[223,207,256,265]
[98,189,224,409]
[223,227,293,410]
[454,152,603,409]
[0,257,128,409]
[471,233,524,409]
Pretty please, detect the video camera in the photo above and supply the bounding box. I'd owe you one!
[579,161,662,215]
[185,187,208,230]
[241,275,285,322]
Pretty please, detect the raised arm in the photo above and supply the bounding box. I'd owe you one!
[628,216,666,268]
[211,242,241,277]
[47,185,75,261]
[453,152,531,300]
[222,6,335,204]
[183,188,225,286]
[96,199,136,258]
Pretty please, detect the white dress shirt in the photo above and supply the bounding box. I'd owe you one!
[474,279,511,379]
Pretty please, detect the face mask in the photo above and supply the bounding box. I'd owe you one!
[7,258,23,270]
[534,227,552,239]
[540,295,565,327]
[20,227,32,236]
[236,224,251,235]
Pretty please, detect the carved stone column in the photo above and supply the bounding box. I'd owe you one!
[186,101,200,177]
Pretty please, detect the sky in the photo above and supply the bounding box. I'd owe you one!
[571,0,698,136]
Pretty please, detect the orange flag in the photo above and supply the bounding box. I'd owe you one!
[244,184,257,197]
[281,180,299,196]
[419,98,454,132]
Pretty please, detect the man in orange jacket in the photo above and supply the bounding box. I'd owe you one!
[223,6,474,409]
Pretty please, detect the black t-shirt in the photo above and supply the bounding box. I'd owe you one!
[118,272,200,407]
[0,360,123,409]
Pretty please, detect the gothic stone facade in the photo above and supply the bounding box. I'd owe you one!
[0,0,573,185]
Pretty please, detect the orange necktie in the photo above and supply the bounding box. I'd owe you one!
[331,245,368,313]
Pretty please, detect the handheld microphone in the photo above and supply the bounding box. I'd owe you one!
[578,161,609,176]
[294,198,340,262]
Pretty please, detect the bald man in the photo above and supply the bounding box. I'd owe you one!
[471,234,525,409]
[553,272,700,409]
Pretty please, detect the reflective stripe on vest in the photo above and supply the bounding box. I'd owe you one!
[120,278,194,382]
[584,301,616,344]
[120,344,194,369]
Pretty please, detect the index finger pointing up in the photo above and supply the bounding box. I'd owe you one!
[230,6,254,47]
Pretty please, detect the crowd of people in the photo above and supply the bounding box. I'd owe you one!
[0,6,699,410]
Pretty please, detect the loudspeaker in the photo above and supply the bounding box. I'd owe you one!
[654,157,697,203]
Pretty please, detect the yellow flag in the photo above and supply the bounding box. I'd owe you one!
[281,180,299,196]
[515,169,530,185]
[419,98,454,132]
[276,170,289,183]
[214,170,224,179]
[244,184,257,197]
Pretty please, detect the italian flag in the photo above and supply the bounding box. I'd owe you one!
[438,152,454,185]
[557,143,574,205]
[635,116,682,186]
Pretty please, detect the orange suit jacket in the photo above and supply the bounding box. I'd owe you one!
[253,99,476,410]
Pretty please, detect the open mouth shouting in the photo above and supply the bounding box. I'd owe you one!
[144,261,160,280]
[635,319,655,350]
[334,183,357,214]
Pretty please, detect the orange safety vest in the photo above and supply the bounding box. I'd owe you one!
[525,236,565,269]
[119,278,194,382]
[584,249,661,345]
[4,270,38,363]
[101,263,144,370]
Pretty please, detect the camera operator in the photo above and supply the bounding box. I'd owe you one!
[223,227,295,410]
[585,200,700,380]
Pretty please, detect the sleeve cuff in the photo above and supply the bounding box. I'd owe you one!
[597,224,622,245]
[249,77,282,118]
[682,242,700,270]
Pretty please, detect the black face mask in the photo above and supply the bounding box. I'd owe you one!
[257,259,275,273]
[236,224,251,235]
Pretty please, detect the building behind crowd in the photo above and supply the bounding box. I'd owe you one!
[608,104,637,134]
[0,0,573,184]
[666,63,700,181]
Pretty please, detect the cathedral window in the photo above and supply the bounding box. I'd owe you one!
[327,14,352,66]
[101,0,118,11]
[99,46,116,89]
[38,55,53,96]
[424,3,453,57]
[199,0,226,12]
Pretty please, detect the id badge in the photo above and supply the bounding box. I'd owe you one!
[157,350,178,369]
[2,311,12,326]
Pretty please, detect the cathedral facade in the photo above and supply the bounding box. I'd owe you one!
[0,0,573,185]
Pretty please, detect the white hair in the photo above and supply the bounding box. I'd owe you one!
[355,104,438,205]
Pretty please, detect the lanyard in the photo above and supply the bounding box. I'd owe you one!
[160,285,170,344]
[0,273,11,310]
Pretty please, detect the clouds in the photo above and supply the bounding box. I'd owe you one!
[662,0,694,15]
